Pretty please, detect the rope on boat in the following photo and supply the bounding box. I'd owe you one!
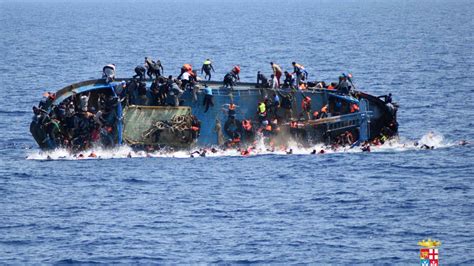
[142,115,193,139]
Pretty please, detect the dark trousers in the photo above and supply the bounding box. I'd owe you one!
[203,95,214,112]
[204,70,211,81]
[147,68,161,79]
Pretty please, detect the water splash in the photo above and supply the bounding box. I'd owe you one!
[25,132,464,161]
[418,131,448,147]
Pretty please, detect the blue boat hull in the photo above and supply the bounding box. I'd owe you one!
[32,79,398,150]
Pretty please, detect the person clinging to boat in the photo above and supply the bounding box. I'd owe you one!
[102,64,116,83]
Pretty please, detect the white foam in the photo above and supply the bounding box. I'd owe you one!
[418,131,449,147]
[25,132,462,161]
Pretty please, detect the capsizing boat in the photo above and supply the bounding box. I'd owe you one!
[30,75,398,151]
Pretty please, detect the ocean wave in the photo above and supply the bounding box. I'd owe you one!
[25,132,467,161]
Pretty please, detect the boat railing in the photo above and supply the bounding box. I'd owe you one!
[305,111,372,134]
[326,115,361,133]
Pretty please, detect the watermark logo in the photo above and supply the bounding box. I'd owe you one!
[418,239,441,266]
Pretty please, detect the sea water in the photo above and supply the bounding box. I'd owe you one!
[0,0,473,263]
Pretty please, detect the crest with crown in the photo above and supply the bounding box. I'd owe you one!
[418,239,441,266]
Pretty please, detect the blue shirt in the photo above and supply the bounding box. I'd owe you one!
[274,95,280,103]
[204,86,213,95]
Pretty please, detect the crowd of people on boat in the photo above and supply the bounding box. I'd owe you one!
[32,57,396,152]
[102,57,358,105]
[101,58,367,147]
[103,58,362,122]
[31,90,120,151]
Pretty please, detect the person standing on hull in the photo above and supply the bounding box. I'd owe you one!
[378,93,392,104]
[180,70,191,90]
[133,65,146,81]
[256,71,270,88]
[292,62,308,86]
[232,65,240,81]
[223,65,240,90]
[178,64,193,79]
[283,71,296,89]
[145,57,155,79]
[270,62,282,87]
[201,59,215,81]
[145,57,164,79]
[154,58,164,77]
[179,64,196,90]
[102,64,116,83]
[335,75,350,94]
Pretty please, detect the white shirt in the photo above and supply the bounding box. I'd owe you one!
[181,72,190,81]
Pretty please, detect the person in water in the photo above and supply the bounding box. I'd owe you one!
[201,59,215,81]
[190,149,206,157]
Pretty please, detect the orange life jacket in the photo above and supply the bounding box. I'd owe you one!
[188,70,196,77]
[321,105,328,113]
[299,83,308,90]
[302,97,311,110]
[183,64,192,72]
[327,84,335,90]
[241,148,251,156]
[242,120,252,131]
[232,65,240,74]
[229,103,236,110]
[265,125,272,131]
[350,103,360,113]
